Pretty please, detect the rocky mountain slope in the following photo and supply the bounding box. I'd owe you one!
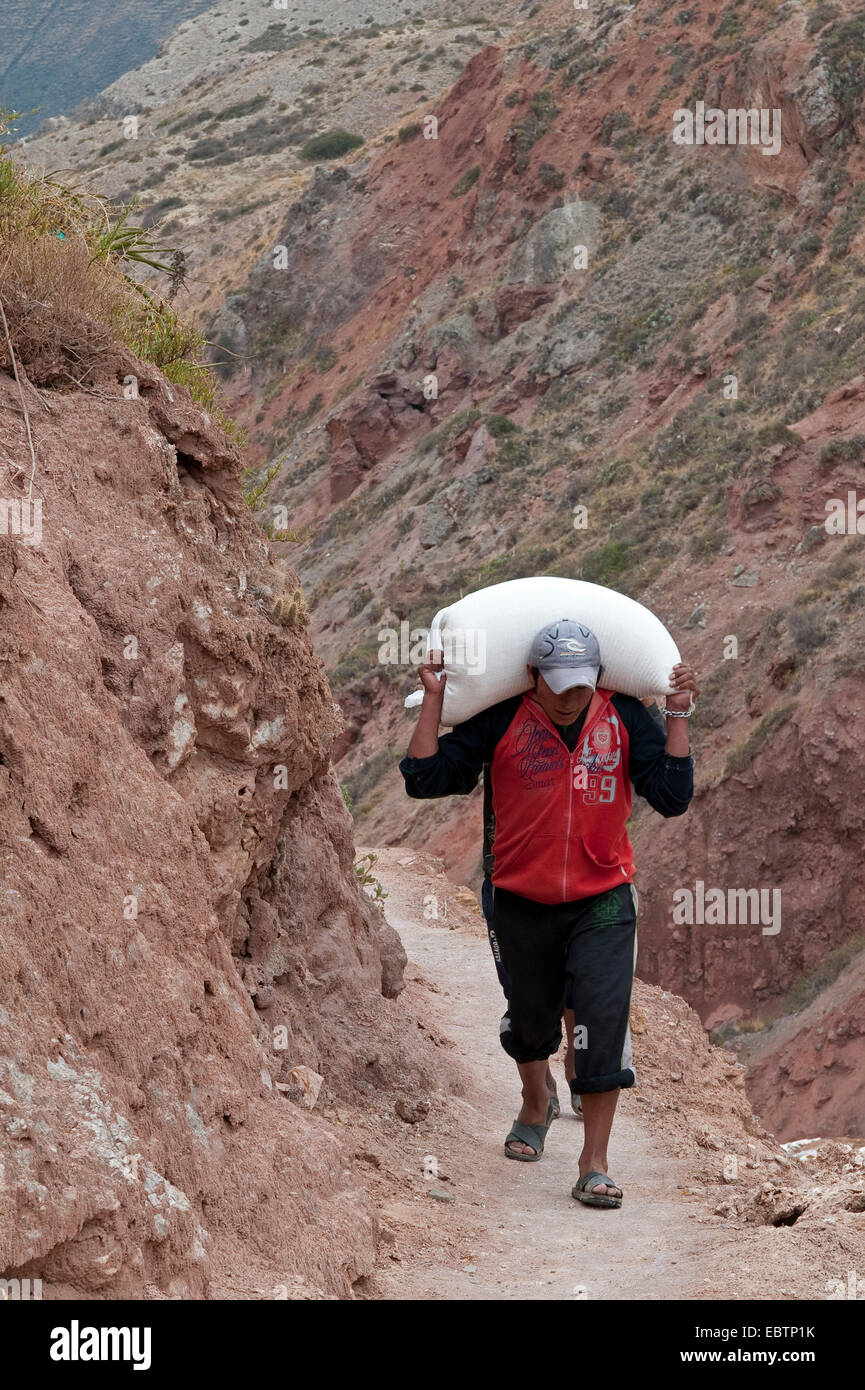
[734,943,865,1141]
[20,0,515,320]
[19,0,865,1142]
[0,275,455,1298]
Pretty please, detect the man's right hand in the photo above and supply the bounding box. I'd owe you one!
[418,651,446,701]
[408,652,446,758]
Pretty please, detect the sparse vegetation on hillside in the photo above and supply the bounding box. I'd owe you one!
[786,933,865,1013]
[724,703,797,778]
[449,165,481,198]
[243,22,313,54]
[0,112,241,440]
[817,14,865,129]
[818,434,865,470]
[513,87,560,172]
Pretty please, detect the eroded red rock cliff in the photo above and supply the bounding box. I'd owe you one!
[0,294,445,1297]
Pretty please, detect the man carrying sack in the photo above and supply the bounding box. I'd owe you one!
[400,619,698,1208]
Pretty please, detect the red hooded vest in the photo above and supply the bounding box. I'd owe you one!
[489,688,634,905]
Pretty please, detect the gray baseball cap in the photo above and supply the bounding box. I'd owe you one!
[528,619,601,694]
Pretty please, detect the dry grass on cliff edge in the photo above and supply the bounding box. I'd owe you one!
[0,109,241,440]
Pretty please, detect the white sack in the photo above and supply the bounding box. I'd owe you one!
[403,576,680,727]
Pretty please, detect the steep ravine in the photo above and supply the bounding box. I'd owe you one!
[195,0,865,1142]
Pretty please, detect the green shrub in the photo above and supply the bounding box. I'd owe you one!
[606,299,671,363]
[688,525,727,557]
[755,422,799,449]
[833,639,865,677]
[460,542,559,594]
[342,752,397,814]
[694,661,736,729]
[212,198,269,222]
[712,10,744,40]
[300,129,364,160]
[785,933,865,1012]
[787,607,830,654]
[450,165,481,198]
[807,1,841,36]
[313,345,338,373]
[818,434,865,470]
[497,431,533,469]
[829,187,865,259]
[414,407,481,456]
[514,89,559,171]
[724,702,796,777]
[213,94,270,122]
[244,23,306,53]
[354,851,388,899]
[141,195,184,229]
[486,413,519,438]
[167,109,216,134]
[600,112,638,151]
[537,162,565,189]
[187,136,229,162]
[818,16,865,123]
[579,539,635,587]
[242,461,281,512]
[347,584,373,617]
[332,635,381,686]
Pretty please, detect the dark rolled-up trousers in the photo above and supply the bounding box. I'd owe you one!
[488,881,638,1094]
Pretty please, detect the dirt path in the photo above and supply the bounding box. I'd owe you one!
[363,849,736,1301]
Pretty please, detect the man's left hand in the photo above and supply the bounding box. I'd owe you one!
[666,661,699,712]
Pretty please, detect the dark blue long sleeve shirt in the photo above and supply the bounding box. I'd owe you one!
[400,692,693,873]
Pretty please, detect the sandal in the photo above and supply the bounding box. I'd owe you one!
[548,1084,561,1121]
[504,1095,557,1162]
[572,1171,623,1208]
